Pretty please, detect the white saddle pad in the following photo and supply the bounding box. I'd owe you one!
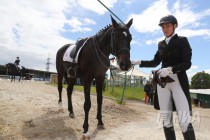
[63,44,83,63]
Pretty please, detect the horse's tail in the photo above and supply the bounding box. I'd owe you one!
[5,64,8,75]
[56,44,71,71]
[56,44,71,105]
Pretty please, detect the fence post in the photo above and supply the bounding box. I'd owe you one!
[120,72,127,104]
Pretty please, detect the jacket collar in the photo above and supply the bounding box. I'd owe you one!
[166,34,178,46]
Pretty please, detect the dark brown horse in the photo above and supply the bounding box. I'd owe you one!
[5,63,26,82]
[56,16,133,137]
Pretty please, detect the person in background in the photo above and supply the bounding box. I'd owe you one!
[132,15,196,140]
[144,91,148,104]
[148,84,154,105]
[144,81,153,105]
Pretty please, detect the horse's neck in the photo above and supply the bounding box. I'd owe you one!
[10,64,17,69]
[96,30,112,56]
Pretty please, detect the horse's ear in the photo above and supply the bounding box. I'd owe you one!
[110,15,119,28]
[126,18,133,29]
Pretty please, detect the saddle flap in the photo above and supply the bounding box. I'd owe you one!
[63,38,90,63]
[70,45,77,58]
[70,38,88,59]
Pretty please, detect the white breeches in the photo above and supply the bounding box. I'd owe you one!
[157,73,191,132]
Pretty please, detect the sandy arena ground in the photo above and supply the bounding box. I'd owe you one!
[0,78,210,140]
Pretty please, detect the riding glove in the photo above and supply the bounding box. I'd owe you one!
[132,60,141,66]
[157,67,173,77]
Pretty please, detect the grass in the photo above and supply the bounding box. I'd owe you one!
[103,86,145,101]
[50,83,145,103]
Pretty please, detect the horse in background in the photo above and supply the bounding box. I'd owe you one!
[56,15,133,138]
[5,63,26,82]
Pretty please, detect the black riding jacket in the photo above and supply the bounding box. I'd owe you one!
[15,59,20,65]
[140,34,192,111]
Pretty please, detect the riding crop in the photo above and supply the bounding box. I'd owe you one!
[97,0,125,25]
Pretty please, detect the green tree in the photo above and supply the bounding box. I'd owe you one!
[191,71,210,89]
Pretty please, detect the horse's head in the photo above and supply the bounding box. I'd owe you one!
[5,63,13,74]
[110,16,133,71]
[5,63,16,70]
[5,63,11,68]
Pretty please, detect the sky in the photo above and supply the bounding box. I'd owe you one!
[1,0,210,81]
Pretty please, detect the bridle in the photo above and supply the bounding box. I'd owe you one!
[94,27,131,69]
[110,28,130,56]
[94,36,110,69]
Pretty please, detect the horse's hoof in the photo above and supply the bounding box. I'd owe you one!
[97,125,105,130]
[58,109,64,113]
[58,102,62,109]
[81,132,90,140]
[81,136,90,140]
[69,113,75,118]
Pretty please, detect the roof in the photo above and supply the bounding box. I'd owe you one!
[117,68,149,77]
[190,89,210,95]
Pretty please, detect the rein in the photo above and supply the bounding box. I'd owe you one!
[94,37,116,81]
[93,27,131,70]
[121,66,134,83]
[93,27,131,82]
[127,66,134,81]
[93,37,110,69]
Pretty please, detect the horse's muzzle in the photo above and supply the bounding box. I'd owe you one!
[119,60,131,71]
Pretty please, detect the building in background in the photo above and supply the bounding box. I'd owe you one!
[107,59,151,87]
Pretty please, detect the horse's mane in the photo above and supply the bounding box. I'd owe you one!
[75,24,112,42]
[7,62,15,65]
[96,24,112,36]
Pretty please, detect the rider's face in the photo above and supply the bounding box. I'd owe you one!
[161,23,175,37]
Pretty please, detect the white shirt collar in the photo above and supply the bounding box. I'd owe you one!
[165,33,176,44]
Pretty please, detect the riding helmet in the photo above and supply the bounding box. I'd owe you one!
[159,15,178,27]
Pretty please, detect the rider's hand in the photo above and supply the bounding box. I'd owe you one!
[157,67,173,77]
[132,60,141,66]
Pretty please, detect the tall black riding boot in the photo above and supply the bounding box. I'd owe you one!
[164,126,176,140]
[182,123,196,140]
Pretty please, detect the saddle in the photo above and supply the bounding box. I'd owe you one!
[70,38,88,61]
[64,38,89,78]
[14,64,21,71]
[152,70,175,88]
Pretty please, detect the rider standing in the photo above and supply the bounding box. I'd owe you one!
[132,15,196,140]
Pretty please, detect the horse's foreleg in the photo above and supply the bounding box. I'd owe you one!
[95,76,105,129]
[83,80,92,134]
[11,75,14,82]
[19,74,21,82]
[67,78,76,118]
